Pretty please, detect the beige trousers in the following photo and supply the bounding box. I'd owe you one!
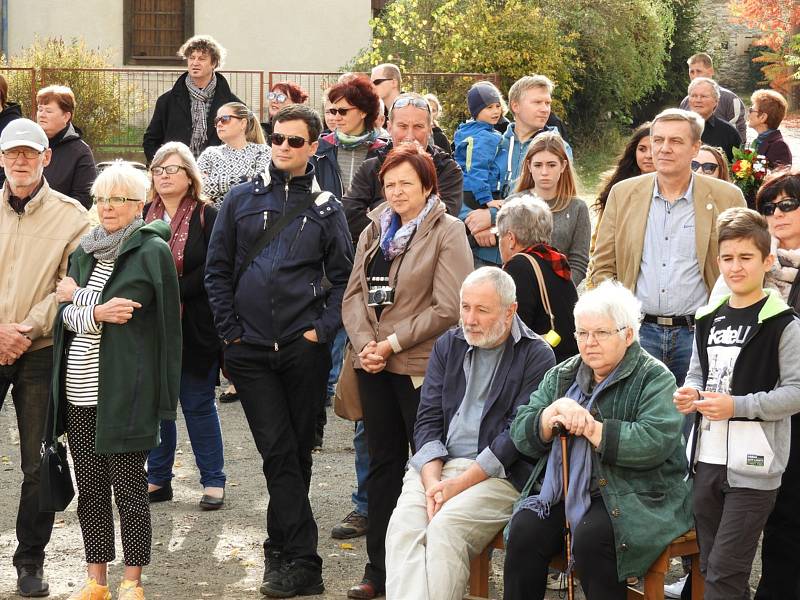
[385,458,519,600]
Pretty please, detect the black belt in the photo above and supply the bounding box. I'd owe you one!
[642,314,695,327]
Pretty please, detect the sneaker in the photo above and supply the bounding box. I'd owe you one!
[331,511,369,539]
[545,572,567,591]
[664,574,688,599]
[68,579,110,600]
[16,565,49,597]
[117,580,144,600]
[259,561,324,598]
[262,548,285,587]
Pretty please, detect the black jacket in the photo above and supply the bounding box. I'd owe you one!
[144,201,221,376]
[0,102,22,187]
[701,114,741,163]
[44,122,97,209]
[142,72,242,162]
[342,142,463,243]
[431,126,451,156]
[311,131,387,197]
[205,163,354,348]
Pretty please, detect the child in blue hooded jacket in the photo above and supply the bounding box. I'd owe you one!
[454,82,508,212]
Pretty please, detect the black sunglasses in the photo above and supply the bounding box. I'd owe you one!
[759,197,800,217]
[371,78,392,86]
[327,107,355,116]
[214,114,243,125]
[691,160,719,174]
[269,133,309,148]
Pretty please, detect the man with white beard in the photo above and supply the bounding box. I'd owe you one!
[383,267,555,600]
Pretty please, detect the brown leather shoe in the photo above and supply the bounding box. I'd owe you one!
[347,579,384,599]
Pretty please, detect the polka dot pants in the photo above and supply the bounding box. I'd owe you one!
[67,404,151,566]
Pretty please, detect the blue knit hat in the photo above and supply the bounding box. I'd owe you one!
[467,82,502,119]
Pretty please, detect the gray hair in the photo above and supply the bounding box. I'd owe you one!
[496,195,553,246]
[149,141,207,203]
[91,160,149,203]
[388,92,433,126]
[573,280,641,341]
[460,267,517,310]
[651,108,704,144]
[688,77,720,102]
[374,63,402,84]
[508,75,554,107]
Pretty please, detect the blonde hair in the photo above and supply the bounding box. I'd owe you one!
[149,142,208,203]
[220,102,265,144]
[515,132,577,212]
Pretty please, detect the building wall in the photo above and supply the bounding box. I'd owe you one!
[7,0,371,72]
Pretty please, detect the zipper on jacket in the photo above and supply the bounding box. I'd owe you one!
[263,211,268,230]
[289,216,307,254]
[310,281,316,297]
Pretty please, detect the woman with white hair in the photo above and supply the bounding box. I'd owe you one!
[503,281,692,600]
[50,161,182,600]
[144,142,226,510]
[497,195,578,362]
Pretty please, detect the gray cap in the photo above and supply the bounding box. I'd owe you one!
[0,118,49,152]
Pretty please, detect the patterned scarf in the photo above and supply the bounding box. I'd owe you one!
[379,195,438,260]
[767,245,800,299]
[185,73,217,157]
[145,196,197,276]
[80,218,145,262]
[335,128,379,150]
[522,244,571,281]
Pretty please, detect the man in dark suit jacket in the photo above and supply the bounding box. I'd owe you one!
[687,78,741,163]
[142,34,241,162]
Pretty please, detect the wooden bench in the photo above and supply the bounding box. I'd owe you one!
[466,529,703,600]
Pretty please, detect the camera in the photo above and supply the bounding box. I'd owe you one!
[367,286,395,307]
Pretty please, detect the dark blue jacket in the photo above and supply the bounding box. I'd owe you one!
[411,315,555,491]
[311,132,386,197]
[204,162,354,348]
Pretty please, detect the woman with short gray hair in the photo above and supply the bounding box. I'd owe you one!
[498,196,578,362]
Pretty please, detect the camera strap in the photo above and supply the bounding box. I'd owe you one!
[234,191,323,289]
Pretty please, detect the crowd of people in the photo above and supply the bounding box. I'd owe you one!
[0,31,798,600]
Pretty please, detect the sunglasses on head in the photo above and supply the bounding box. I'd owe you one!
[691,160,719,174]
[269,133,309,148]
[214,114,243,125]
[268,91,288,103]
[391,96,431,112]
[327,107,355,116]
[759,197,800,217]
[371,78,392,86]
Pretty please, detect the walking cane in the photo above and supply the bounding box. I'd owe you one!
[553,422,575,600]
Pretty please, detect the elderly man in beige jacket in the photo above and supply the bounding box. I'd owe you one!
[0,118,89,597]
[587,108,744,390]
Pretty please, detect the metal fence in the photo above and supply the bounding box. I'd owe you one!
[1,68,37,118]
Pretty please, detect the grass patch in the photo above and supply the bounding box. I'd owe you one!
[572,125,626,201]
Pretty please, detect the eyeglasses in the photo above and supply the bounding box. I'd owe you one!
[759,197,800,217]
[269,133,309,148]
[268,92,288,103]
[574,327,627,343]
[371,78,392,86]
[151,165,187,176]
[2,148,42,160]
[748,107,761,114]
[391,96,431,112]
[327,107,355,116]
[691,161,719,175]
[214,114,243,125]
[92,196,141,207]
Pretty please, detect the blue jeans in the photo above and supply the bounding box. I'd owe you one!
[148,360,226,489]
[327,327,348,399]
[352,420,369,516]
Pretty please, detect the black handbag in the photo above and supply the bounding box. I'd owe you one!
[39,391,74,512]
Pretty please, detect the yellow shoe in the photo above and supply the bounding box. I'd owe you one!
[117,579,144,600]
[69,578,111,600]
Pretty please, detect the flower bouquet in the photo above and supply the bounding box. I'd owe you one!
[730,147,769,208]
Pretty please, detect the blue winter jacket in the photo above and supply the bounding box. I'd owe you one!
[311,132,386,197]
[501,123,573,196]
[204,162,354,348]
[453,120,508,205]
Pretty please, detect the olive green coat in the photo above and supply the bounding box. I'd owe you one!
[510,341,693,579]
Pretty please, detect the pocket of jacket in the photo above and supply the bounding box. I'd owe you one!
[728,421,775,476]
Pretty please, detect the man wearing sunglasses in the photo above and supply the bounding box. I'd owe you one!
[0,118,90,597]
[205,104,353,598]
[343,92,463,243]
[687,78,741,163]
[370,63,403,118]
[143,35,242,163]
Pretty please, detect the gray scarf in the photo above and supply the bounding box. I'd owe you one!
[185,73,217,157]
[80,218,145,261]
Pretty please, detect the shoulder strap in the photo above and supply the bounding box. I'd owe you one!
[516,253,556,331]
[234,191,322,288]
